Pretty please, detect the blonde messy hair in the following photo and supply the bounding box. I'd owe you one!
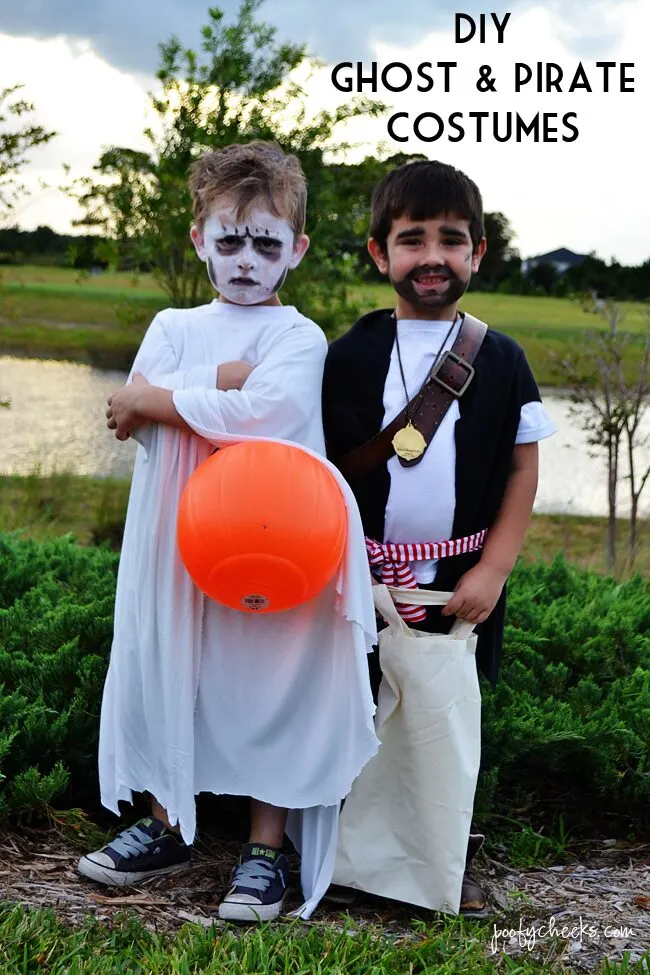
[189,141,307,235]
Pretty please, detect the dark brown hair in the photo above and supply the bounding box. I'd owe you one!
[189,141,307,234]
[370,160,485,251]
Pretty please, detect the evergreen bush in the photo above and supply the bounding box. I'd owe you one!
[1,534,649,836]
[0,534,117,817]
[479,557,650,833]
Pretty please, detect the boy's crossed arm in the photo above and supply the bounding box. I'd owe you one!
[107,322,325,445]
[106,360,254,440]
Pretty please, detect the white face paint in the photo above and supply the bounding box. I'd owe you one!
[192,205,305,305]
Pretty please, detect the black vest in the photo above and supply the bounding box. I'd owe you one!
[322,308,542,684]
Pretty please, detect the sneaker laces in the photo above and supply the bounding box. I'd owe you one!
[232,857,284,893]
[106,822,162,859]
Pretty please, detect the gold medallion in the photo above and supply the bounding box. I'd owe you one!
[392,422,426,461]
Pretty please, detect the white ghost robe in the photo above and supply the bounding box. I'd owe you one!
[98,301,379,917]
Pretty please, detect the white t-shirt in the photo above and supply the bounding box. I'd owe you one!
[382,318,556,583]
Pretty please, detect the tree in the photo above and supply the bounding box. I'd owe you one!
[471,211,519,291]
[552,296,650,571]
[72,0,383,327]
[527,260,558,296]
[308,151,427,283]
[620,328,650,563]
[0,85,56,222]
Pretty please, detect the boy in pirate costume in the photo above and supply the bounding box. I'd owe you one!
[77,142,379,921]
[322,159,555,912]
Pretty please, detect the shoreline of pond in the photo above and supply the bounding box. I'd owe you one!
[0,334,138,372]
[0,344,592,394]
[1,472,648,577]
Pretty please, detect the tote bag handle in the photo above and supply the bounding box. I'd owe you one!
[373,585,477,640]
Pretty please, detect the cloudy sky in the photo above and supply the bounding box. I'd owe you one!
[1,0,647,263]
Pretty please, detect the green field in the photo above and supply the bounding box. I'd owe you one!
[1,265,648,381]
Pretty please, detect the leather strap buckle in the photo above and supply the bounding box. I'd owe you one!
[331,313,487,480]
[430,350,475,397]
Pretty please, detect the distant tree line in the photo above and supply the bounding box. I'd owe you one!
[3,219,649,303]
[495,254,650,302]
[0,225,102,268]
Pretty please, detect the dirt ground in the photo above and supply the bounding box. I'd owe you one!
[1,827,648,969]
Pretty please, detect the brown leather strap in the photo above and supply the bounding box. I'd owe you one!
[333,313,487,481]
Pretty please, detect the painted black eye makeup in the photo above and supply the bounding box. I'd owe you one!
[253,236,284,260]
[215,234,245,253]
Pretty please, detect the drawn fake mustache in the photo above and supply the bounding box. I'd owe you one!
[406,265,457,283]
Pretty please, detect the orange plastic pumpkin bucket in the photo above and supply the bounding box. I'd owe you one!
[177,442,347,613]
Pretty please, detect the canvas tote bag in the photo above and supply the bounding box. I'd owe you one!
[332,584,481,913]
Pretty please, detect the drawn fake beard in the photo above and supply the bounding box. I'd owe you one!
[391,265,469,311]
[206,257,289,306]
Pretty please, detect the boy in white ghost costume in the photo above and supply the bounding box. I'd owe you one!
[77,142,379,921]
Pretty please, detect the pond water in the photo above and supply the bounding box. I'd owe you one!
[1,356,649,517]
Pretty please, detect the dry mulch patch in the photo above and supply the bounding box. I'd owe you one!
[1,826,648,969]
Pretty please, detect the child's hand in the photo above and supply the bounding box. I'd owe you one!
[440,562,508,625]
[106,373,150,440]
[217,360,255,390]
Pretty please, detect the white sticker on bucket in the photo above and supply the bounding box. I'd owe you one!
[242,594,269,611]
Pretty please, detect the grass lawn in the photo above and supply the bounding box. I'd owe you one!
[1,904,647,974]
[2,265,648,332]
[0,474,131,549]
[350,284,650,334]
[1,265,648,381]
[0,264,163,294]
[347,287,650,385]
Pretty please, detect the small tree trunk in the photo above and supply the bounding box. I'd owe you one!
[629,495,639,567]
[626,430,638,567]
[606,439,618,572]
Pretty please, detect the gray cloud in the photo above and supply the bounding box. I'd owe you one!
[0,0,626,76]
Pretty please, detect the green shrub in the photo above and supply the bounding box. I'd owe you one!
[0,534,649,837]
[0,534,117,817]
[478,557,650,834]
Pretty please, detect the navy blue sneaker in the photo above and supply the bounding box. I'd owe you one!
[219,842,289,921]
[77,816,191,886]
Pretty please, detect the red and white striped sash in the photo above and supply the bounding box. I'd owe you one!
[365,531,488,622]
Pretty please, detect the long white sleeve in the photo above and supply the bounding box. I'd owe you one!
[125,312,217,453]
[127,312,217,391]
[153,365,217,391]
[128,312,178,381]
[172,324,327,445]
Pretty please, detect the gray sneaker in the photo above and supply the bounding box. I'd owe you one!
[77,816,191,886]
